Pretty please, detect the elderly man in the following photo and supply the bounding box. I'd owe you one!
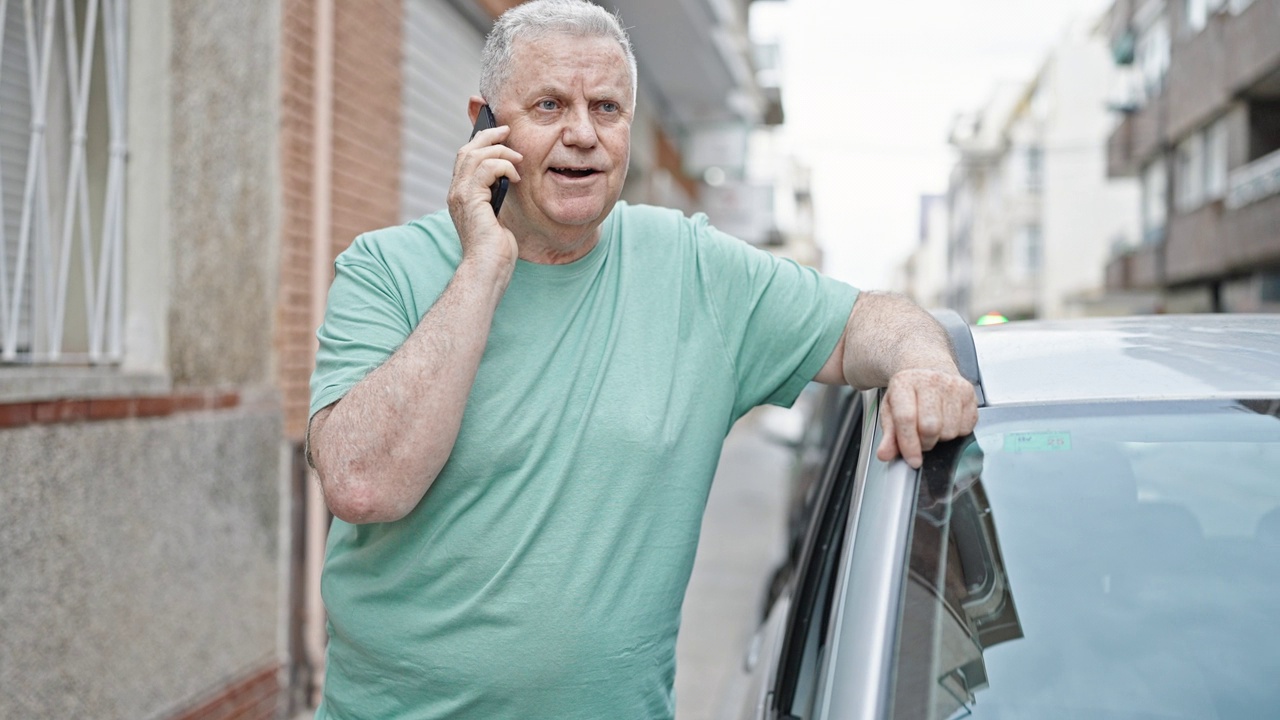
[307,0,977,717]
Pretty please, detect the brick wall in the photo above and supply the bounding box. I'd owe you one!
[1167,12,1229,140]
[1166,202,1229,284]
[168,663,281,720]
[277,0,403,442]
[1224,192,1280,270]
[330,0,403,260]
[0,390,240,429]
[278,0,318,442]
[1225,0,1280,93]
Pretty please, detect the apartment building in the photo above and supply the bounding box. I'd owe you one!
[897,194,949,310]
[944,82,1030,320]
[942,15,1143,321]
[1104,0,1280,312]
[0,1,779,718]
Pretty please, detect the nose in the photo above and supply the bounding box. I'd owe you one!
[561,106,598,148]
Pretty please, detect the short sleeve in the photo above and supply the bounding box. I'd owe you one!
[309,238,418,419]
[693,215,859,419]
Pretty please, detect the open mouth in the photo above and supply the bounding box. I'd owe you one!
[550,167,599,178]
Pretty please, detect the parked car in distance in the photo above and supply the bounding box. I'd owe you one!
[720,312,1280,720]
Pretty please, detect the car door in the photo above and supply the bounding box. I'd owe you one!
[816,395,933,720]
[721,388,865,720]
[764,390,871,719]
[728,390,938,720]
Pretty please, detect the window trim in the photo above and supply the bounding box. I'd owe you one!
[819,393,921,720]
[771,390,863,716]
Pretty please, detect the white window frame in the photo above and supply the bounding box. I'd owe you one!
[1176,133,1205,212]
[1012,224,1042,280]
[1204,117,1228,201]
[1184,0,1208,35]
[1135,4,1170,103]
[0,0,128,365]
[1142,158,1168,244]
[1026,146,1043,195]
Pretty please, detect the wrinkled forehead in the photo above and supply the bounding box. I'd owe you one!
[506,32,635,97]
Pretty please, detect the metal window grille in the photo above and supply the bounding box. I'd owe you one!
[0,0,127,364]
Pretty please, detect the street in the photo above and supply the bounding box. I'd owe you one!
[675,410,794,720]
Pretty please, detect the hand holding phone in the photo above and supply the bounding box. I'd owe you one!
[470,105,509,215]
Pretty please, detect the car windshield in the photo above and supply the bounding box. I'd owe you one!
[890,398,1280,720]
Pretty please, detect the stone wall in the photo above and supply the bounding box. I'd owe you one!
[0,404,283,719]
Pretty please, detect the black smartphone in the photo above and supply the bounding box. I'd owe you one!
[470,105,509,215]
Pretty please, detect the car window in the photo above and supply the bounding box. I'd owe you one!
[773,393,864,719]
[888,398,1280,720]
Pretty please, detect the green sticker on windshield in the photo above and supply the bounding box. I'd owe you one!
[1004,431,1071,452]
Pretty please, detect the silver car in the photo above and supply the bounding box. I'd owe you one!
[722,312,1280,720]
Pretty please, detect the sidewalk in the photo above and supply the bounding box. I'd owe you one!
[675,411,792,720]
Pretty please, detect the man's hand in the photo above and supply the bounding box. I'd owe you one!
[876,367,978,469]
[447,111,522,272]
[814,291,980,468]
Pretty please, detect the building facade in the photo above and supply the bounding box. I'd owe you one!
[897,194,949,310]
[943,82,1025,320]
[941,14,1142,321]
[0,1,782,717]
[1104,0,1280,312]
[2,1,288,718]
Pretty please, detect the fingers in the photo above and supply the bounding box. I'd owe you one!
[890,384,925,468]
[465,126,522,171]
[877,400,900,464]
[450,127,522,213]
[878,369,979,469]
[448,127,524,266]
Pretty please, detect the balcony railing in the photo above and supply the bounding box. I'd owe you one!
[1226,148,1280,210]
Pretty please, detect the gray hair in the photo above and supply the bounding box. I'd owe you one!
[480,0,638,111]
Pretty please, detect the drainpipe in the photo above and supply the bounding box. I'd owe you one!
[306,0,335,706]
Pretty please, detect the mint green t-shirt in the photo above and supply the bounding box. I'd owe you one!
[309,202,858,719]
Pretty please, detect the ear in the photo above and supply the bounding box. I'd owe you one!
[467,96,487,126]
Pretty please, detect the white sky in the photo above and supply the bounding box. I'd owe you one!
[753,0,1112,289]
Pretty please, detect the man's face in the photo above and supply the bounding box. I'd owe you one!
[495,33,633,240]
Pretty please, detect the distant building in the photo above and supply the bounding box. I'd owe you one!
[1103,0,1280,312]
[945,82,1026,320]
[697,0,821,269]
[898,194,949,309]
[944,14,1143,322]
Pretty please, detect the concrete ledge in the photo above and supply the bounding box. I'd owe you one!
[0,367,170,403]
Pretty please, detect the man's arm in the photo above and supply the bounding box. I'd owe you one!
[308,122,522,525]
[309,257,510,524]
[814,291,978,468]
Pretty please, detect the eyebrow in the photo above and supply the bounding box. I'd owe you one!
[531,85,627,101]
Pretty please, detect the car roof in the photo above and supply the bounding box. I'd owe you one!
[967,314,1280,406]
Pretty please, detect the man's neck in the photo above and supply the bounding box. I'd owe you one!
[514,226,602,265]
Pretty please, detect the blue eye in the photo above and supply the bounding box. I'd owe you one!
[599,102,619,113]
[538,99,558,111]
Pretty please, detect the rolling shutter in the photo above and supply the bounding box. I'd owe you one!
[1,5,33,353]
[400,0,484,223]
